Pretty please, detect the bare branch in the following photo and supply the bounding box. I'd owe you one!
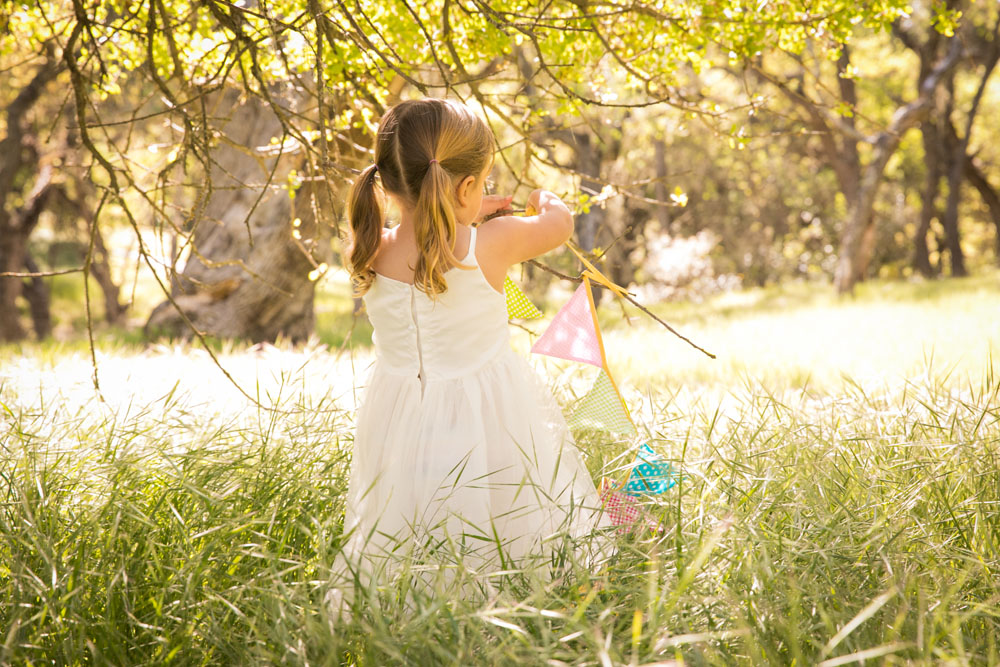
[526,259,716,359]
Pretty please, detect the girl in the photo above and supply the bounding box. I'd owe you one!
[334,98,607,604]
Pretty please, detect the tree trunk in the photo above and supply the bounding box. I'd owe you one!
[834,48,862,205]
[964,159,1000,265]
[914,122,943,277]
[0,58,61,342]
[0,231,29,341]
[940,16,999,277]
[145,90,329,342]
[834,39,961,293]
[940,164,968,277]
[939,76,967,277]
[603,158,633,288]
[89,220,126,324]
[834,133,902,291]
[606,204,647,288]
[0,168,53,341]
[573,132,603,253]
[21,254,51,339]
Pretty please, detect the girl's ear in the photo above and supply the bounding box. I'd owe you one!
[455,174,478,208]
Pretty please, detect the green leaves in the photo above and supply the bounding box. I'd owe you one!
[11,0,917,117]
[931,0,963,37]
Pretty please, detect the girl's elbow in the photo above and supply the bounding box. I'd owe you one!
[557,212,574,244]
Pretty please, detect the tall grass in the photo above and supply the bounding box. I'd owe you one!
[2,275,999,664]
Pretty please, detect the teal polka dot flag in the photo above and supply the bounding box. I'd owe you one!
[568,370,636,436]
[623,442,677,495]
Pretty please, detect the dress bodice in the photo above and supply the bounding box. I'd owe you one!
[363,227,510,382]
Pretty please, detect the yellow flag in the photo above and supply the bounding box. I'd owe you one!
[504,276,543,320]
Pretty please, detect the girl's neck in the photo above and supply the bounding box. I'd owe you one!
[395,206,416,235]
[392,207,470,236]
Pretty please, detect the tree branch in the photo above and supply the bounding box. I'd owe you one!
[526,259,716,359]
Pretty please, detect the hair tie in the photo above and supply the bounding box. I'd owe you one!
[429,159,438,165]
[371,164,378,173]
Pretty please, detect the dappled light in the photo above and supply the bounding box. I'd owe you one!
[2,0,1000,663]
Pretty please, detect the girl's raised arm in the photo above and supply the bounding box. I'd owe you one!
[478,189,574,269]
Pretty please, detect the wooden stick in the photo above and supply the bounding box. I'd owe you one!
[526,259,717,360]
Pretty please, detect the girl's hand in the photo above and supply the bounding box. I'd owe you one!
[477,188,574,270]
[526,189,543,216]
[476,194,514,223]
[526,189,568,217]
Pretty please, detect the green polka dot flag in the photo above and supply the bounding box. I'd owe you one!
[504,276,543,320]
[568,370,636,436]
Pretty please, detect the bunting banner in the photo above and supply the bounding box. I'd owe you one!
[622,442,678,495]
[513,247,677,522]
[504,276,543,320]
[568,369,636,436]
[529,277,605,368]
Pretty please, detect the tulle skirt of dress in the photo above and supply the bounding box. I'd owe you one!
[330,347,610,605]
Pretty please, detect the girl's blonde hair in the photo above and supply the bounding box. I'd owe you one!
[347,98,494,297]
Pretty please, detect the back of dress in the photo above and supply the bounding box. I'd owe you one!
[363,227,510,385]
[338,225,608,586]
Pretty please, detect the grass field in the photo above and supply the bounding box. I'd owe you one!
[2,273,999,665]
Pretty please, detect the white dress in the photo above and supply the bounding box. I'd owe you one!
[337,226,607,588]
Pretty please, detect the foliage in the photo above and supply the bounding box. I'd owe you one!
[4,1,915,104]
[2,0,932,292]
[3,0,998,349]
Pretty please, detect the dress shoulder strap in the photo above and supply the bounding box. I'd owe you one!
[464,225,478,264]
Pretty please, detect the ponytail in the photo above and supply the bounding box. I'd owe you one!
[412,160,468,297]
[353,98,494,298]
[347,164,382,295]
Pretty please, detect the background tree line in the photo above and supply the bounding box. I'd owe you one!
[1,0,997,344]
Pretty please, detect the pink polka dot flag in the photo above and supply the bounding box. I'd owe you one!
[529,282,603,368]
[599,478,659,534]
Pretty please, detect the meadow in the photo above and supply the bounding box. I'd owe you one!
[2,272,999,665]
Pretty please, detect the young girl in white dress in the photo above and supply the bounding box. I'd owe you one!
[333,98,607,606]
